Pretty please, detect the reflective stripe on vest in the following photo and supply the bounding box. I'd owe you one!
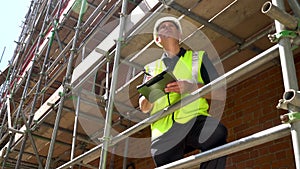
[145,50,210,140]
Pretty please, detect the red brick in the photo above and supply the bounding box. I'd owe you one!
[272,158,296,168]
[232,151,250,163]
[275,150,287,159]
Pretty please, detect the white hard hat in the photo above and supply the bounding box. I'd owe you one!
[153,16,182,48]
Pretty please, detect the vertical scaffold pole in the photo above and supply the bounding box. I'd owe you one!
[70,91,81,169]
[0,64,12,119]
[70,50,85,169]
[45,0,87,168]
[122,66,135,169]
[15,1,60,167]
[272,0,300,168]
[0,106,8,139]
[99,0,128,168]
[51,0,65,52]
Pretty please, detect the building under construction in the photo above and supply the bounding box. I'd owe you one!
[0,0,299,168]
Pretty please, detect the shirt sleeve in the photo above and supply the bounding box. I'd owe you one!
[200,53,219,84]
[139,69,153,98]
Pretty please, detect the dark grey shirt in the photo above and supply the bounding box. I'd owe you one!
[161,48,219,84]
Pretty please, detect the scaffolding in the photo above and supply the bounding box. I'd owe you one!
[0,0,299,168]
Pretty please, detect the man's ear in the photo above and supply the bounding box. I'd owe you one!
[177,32,182,41]
[156,36,161,44]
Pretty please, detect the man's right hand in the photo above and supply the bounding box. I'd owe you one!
[139,96,153,113]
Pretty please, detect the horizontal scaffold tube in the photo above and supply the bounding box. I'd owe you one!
[57,42,280,168]
[262,1,298,30]
[157,124,291,168]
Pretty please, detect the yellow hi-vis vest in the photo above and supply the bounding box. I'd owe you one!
[145,50,210,140]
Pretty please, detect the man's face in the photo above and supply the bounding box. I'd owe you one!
[157,21,181,42]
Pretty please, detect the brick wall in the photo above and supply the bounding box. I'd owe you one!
[104,54,300,169]
[223,62,297,169]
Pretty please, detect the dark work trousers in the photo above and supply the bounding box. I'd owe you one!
[151,115,228,169]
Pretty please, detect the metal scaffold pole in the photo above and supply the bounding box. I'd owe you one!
[0,105,8,139]
[122,66,136,169]
[271,0,300,168]
[156,124,291,169]
[15,1,62,167]
[0,64,12,122]
[99,0,128,168]
[262,0,300,168]
[70,91,81,169]
[49,0,65,52]
[70,52,85,169]
[45,0,87,168]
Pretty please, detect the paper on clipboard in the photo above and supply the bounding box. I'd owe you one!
[137,70,177,103]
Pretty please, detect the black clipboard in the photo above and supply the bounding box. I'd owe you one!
[137,70,177,103]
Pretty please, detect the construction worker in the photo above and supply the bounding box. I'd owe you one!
[139,16,228,168]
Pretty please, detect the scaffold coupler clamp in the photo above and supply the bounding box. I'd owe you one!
[98,136,112,144]
[95,48,110,62]
[280,112,300,124]
[268,30,298,43]
[159,0,171,9]
[114,37,127,48]
[277,89,300,123]
[60,77,72,97]
[31,120,40,132]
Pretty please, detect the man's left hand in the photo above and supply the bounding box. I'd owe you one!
[165,80,202,94]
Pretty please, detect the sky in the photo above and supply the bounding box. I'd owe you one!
[0,1,31,72]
